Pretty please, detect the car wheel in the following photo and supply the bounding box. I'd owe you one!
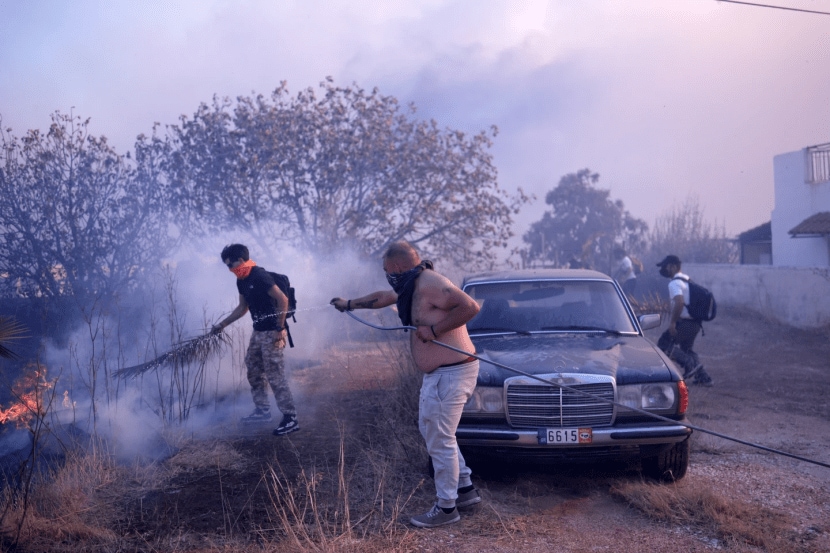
[641,438,690,482]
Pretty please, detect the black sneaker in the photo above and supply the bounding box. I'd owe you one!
[273,414,300,436]
[241,408,271,424]
[684,363,703,380]
[692,375,714,387]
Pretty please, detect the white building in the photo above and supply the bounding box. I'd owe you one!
[771,142,830,267]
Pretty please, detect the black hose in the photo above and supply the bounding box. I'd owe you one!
[345,310,830,470]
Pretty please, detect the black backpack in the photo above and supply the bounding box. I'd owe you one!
[269,271,297,347]
[673,276,717,322]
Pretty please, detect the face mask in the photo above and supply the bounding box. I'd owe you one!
[231,259,256,279]
[659,266,671,278]
[386,265,423,294]
[385,260,434,294]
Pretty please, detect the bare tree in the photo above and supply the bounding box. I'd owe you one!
[648,196,737,264]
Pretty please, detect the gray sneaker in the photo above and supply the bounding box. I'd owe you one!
[456,488,481,508]
[410,504,460,528]
[241,408,271,424]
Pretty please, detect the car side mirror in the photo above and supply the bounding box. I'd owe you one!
[638,313,661,330]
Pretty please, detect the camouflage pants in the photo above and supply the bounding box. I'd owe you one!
[245,329,296,415]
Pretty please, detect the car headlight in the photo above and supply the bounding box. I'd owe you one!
[617,383,677,412]
[463,387,504,414]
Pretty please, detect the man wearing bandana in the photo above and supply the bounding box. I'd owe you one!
[331,241,482,528]
[212,244,300,436]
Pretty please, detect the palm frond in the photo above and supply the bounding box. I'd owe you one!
[0,316,28,360]
[115,331,231,379]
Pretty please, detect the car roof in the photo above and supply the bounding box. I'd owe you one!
[462,268,613,287]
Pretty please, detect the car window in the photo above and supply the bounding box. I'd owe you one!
[465,280,637,333]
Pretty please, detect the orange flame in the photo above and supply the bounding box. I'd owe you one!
[0,364,54,428]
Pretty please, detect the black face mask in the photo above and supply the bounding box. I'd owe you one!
[385,260,434,294]
[386,265,422,294]
[659,266,671,278]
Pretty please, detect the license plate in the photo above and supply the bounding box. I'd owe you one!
[538,427,593,445]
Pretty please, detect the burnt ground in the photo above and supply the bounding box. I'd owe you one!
[104,308,830,552]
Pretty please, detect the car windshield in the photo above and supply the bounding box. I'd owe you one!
[464,279,638,334]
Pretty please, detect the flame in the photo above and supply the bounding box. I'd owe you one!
[0,364,55,428]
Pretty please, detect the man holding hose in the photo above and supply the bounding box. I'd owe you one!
[330,241,482,528]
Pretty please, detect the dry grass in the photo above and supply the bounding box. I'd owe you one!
[610,479,807,552]
[0,315,27,360]
[0,444,123,550]
[628,290,670,317]
[260,341,426,553]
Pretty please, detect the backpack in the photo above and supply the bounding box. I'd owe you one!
[673,276,717,322]
[269,271,297,347]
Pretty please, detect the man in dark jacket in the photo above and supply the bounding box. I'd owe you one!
[212,244,300,435]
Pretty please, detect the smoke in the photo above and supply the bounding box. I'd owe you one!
[23,229,398,464]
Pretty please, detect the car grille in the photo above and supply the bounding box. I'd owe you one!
[506,376,615,428]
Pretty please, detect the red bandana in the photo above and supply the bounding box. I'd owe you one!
[230,259,256,279]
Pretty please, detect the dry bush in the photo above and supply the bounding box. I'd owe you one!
[260,339,426,552]
[627,290,670,318]
[610,479,807,552]
[1,445,123,550]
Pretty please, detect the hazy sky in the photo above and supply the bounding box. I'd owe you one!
[2,0,829,240]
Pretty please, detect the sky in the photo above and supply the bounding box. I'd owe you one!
[2,0,829,241]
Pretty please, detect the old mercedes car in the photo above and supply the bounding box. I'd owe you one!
[458,269,691,481]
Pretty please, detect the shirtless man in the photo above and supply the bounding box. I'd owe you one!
[330,241,481,528]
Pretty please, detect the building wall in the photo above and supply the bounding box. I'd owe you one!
[771,149,830,267]
[685,263,830,328]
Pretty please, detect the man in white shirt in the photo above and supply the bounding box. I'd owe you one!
[655,255,713,387]
[612,247,637,298]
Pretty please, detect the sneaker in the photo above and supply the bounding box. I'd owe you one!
[456,487,481,509]
[272,414,300,436]
[241,408,271,424]
[683,363,703,380]
[410,504,460,528]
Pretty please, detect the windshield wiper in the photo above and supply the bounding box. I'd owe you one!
[539,325,623,335]
[468,327,533,336]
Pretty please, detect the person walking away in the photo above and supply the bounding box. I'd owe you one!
[330,241,482,528]
[655,254,713,387]
[212,243,300,435]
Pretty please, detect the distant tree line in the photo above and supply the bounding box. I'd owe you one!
[0,79,528,301]
[520,169,737,274]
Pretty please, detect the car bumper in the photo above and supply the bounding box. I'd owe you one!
[456,420,692,448]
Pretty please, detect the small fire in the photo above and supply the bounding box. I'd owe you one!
[0,364,55,428]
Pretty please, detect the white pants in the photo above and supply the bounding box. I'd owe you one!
[418,359,479,509]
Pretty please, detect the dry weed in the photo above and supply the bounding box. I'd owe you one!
[611,479,807,552]
[168,439,247,472]
[1,445,122,549]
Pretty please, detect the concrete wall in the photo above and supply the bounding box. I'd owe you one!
[685,263,830,329]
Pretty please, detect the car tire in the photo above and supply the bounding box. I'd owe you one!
[641,437,690,482]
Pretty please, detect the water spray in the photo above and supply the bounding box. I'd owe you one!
[342,310,830,470]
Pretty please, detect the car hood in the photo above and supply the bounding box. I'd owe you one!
[471,333,676,386]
